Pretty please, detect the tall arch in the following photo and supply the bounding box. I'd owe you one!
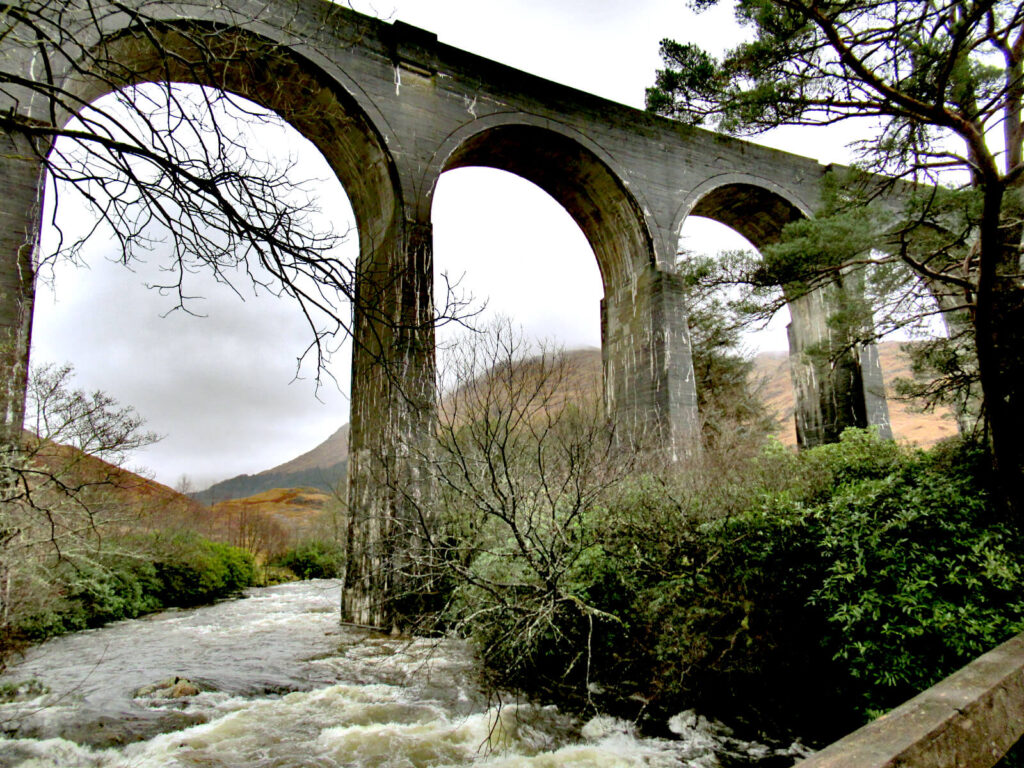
[430,121,701,452]
[0,18,429,628]
[438,123,654,286]
[680,178,892,447]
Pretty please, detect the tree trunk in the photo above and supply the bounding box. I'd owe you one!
[973,184,1024,522]
[974,283,1024,522]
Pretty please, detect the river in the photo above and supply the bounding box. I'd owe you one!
[0,580,810,767]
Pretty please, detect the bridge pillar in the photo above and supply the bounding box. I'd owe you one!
[343,218,435,630]
[602,264,701,457]
[787,275,892,448]
[930,288,984,435]
[0,133,41,450]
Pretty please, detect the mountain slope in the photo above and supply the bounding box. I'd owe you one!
[259,425,349,476]
[20,432,211,532]
[200,341,958,505]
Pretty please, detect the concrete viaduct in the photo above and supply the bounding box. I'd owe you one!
[1,0,893,625]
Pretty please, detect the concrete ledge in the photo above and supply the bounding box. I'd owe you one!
[795,632,1024,768]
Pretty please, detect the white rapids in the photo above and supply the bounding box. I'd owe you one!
[0,580,809,768]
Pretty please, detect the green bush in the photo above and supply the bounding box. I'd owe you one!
[808,435,1024,717]
[150,533,255,606]
[13,533,255,643]
[273,540,345,580]
[445,430,1024,744]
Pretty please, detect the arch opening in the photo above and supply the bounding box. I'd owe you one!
[431,166,603,352]
[36,83,358,493]
[432,124,698,453]
[440,124,653,291]
[679,181,893,449]
[17,18,407,505]
[20,20,406,492]
[677,215,794,445]
[687,182,805,252]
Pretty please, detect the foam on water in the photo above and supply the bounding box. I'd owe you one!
[0,581,806,768]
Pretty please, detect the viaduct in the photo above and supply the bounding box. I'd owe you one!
[5,4,1024,765]
[0,0,894,624]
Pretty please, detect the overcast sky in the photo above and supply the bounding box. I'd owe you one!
[31,0,864,490]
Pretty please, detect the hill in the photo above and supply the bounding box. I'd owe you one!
[208,486,335,543]
[192,424,348,505]
[21,432,210,531]
[198,341,957,512]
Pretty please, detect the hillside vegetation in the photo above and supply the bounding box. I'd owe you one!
[1,432,257,667]
[198,341,957,534]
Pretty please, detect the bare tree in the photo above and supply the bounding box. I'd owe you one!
[0,362,160,665]
[363,322,638,697]
[1,0,468,400]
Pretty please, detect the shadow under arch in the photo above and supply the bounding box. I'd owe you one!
[680,178,893,448]
[436,122,656,289]
[680,177,811,252]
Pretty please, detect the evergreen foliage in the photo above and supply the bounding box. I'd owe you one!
[648,0,1024,517]
[273,540,345,580]
[13,533,255,642]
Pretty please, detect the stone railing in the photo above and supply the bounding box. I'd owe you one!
[796,631,1024,768]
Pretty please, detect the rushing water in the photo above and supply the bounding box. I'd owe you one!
[0,580,810,768]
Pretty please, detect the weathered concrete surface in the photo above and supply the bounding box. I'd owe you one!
[787,277,893,448]
[344,219,436,629]
[796,632,1024,768]
[0,133,41,449]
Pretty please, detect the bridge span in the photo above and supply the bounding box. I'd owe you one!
[0,0,893,626]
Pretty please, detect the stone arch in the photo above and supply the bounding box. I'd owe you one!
[675,174,812,251]
[428,118,658,289]
[4,13,429,628]
[55,21,401,255]
[427,118,699,454]
[679,175,892,448]
[1,18,405,450]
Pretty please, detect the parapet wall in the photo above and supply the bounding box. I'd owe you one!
[796,632,1024,768]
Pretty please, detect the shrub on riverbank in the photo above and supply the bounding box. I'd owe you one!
[442,430,1024,744]
[272,540,345,579]
[13,532,255,643]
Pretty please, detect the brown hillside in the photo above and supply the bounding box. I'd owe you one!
[19,433,211,532]
[260,424,349,475]
[271,343,955,483]
[209,486,333,542]
[438,343,956,448]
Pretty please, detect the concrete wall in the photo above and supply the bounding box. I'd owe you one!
[796,631,1024,768]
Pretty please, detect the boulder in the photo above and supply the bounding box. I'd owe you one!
[135,676,202,699]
